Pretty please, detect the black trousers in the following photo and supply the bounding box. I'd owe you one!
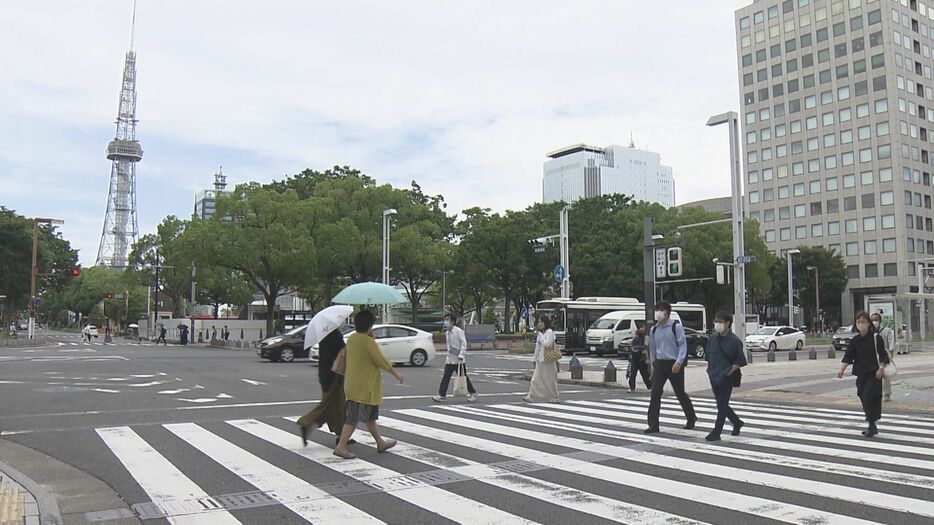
[438,363,476,396]
[628,356,651,391]
[647,359,696,428]
[156,334,166,344]
[710,376,740,434]
[855,373,883,422]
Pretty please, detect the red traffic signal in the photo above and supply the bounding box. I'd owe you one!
[70,268,81,277]
[106,292,114,299]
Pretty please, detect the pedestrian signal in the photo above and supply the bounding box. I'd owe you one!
[666,247,683,277]
[106,292,114,299]
[70,268,81,277]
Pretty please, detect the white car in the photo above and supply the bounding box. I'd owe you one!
[311,324,436,367]
[745,325,805,352]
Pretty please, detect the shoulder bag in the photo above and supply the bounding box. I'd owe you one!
[452,363,470,397]
[543,338,561,362]
[331,347,347,376]
[873,334,897,379]
[715,336,742,387]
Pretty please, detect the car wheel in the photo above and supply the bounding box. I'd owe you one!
[694,344,705,359]
[796,339,804,350]
[280,347,295,363]
[768,341,777,352]
[410,349,428,367]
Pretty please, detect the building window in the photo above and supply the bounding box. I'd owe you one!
[846,242,859,256]
[847,265,860,279]
[880,191,894,206]
[779,185,790,199]
[865,240,878,255]
[828,221,840,235]
[883,238,896,253]
[750,191,760,204]
[827,198,839,213]
[765,230,776,242]
[882,214,895,229]
[812,224,823,237]
[811,201,822,215]
[865,263,879,278]
[796,226,807,239]
[781,228,791,241]
[884,263,898,277]
[846,218,858,233]
[843,174,856,188]
[779,206,790,220]
[764,209,775,222]
[794,183,806,196]
[810,180,822,194]
[795,204,806,218]
[863,216,877,231]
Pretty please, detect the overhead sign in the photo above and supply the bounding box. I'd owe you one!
[553,265,566,283]
[736,255,757,264]
[655,248,667,279]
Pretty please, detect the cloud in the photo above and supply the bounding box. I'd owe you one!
[0,0,748,264]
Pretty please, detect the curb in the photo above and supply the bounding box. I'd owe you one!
[0,459,62,525]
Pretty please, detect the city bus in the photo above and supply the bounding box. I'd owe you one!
[535,297,707,354]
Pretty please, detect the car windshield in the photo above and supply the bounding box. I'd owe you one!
[752,327,778,335]
[835,327,854,334]
[285,325,306,336]
[590,319,618,330]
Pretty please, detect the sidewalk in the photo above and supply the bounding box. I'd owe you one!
[0,469,39,525]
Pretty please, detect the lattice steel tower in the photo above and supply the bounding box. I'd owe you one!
[96,0,142,268]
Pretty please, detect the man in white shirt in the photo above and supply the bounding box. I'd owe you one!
[432,313,478,402]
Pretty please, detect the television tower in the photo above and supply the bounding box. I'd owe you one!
[96,0,143,268]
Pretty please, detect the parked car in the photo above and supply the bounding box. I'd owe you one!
[684,327,709,359]
[744,325,806,351]
[18,320,28,330]
[832,326,856,352]
[310,324,436,367]
[257,325,309,362]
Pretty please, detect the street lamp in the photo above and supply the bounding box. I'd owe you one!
[29,217,64,339]
[806,265,820,331]
[382,208,397,322]
[787,248,801,327]
[707,111,747,345]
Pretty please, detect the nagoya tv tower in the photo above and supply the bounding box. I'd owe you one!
[96,0,143,268]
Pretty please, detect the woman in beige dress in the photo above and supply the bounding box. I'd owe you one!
[523,316,559,402]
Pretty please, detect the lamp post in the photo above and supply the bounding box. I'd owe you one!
[29,217,64,339]
[441,269,454,313]
[787,248,801,327]
[382,208,397,322]
[806,265,820,331]
[707,111,747,345]
[559,206,570,299]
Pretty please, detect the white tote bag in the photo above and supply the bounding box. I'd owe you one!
[452,363,469,397]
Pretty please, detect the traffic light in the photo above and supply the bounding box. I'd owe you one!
[666,247,683,277]
[70,268,80,277]
[106,292,114,300]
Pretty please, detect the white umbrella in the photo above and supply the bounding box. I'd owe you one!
[304,305,354,350]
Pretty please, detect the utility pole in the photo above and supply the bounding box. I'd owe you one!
[559,206,570,299]
[643,216,655,325]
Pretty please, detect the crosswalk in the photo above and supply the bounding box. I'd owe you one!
[87,396,934,524]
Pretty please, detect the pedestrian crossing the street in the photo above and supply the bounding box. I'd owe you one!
[87,396,934,524]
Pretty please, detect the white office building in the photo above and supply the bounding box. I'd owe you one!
[542,144,676,207]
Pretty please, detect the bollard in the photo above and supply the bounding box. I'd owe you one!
[788,348,797,361]
[240,328,244,339]
[236,340,242,348]
[746,349,754,364]
[569,356,583,380]
[809,346,817,360]
[828,347,836,359]
[767,349,776,362]
[604,361,617,383]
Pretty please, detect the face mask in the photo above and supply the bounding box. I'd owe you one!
[654,311,665,322]
[872,321,881,329]
[714,322,726,334]
[443,320,451,329]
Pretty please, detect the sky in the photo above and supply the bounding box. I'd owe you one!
[0,1,749,266]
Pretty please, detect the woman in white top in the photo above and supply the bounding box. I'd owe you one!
[523,316,559,403]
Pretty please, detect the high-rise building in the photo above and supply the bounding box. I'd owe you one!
[542,143,675,206]
[735,0,934,320]
[194,167,228,220]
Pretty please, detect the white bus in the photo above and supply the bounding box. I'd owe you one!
[535,297,707,354]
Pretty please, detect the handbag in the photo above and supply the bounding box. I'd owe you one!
[331,348,346,376]
[543,341,561,362]
[452,363,469,397]
[873,334,897,379]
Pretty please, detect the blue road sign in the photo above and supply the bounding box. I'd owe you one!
[554,265,566,283]
[735,255,757,264]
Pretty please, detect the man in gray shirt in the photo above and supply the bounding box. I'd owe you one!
[704,311,747,441]
[645,301,696,433]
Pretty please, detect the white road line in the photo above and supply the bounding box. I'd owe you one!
[96,427,240,524]
[696,397,934,427]
[563,400,934,472]
[598,399,934,458]
[341,425,710,525]
[381,413,876,525]
[240,379,266,386]
[230,419,534,525]
[470,403,934,491]
[165,422,383,524]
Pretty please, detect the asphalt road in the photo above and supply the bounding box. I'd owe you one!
[1,331,933,525]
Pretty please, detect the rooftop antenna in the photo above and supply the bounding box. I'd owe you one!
[129,0,138,50]
[629,132,635,148]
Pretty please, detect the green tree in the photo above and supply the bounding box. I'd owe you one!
[195,266,253,319]
[128,216,192,318]
[765,246,847,328]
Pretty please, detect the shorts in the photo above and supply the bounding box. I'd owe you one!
[344,400,379,424]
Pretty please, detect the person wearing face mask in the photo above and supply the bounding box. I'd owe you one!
[645,301,697,434]
[703,312,747,441]
[837,311,890,437]
[870,313,895,401]
[432,313,478,402]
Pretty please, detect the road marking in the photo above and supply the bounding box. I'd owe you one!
[96,427,241,524]
[165,422,383,524]
[130,381,170,388]
[240,379,266,386]
[232,419,533,525]
[177,398,220,404]
[92,389,121,394]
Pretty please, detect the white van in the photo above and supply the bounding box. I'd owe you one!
[585,310,681,356]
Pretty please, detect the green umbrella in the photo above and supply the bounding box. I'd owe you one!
[332,282,408,306]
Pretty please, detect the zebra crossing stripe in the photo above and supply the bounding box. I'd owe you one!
[691,397,934,427]
[96,427,241,524]
[481,402,934,491]
[228,419,533,525]
[382,413,877,525]
[164,422,382,524]
[562,400,934,471]
[598,398,934,458]
[433,405,934,519]
[330,424,710,525]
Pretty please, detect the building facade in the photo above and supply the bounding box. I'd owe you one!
[736,0,934,321]
[194,167,228,220]
[542,144,675,207]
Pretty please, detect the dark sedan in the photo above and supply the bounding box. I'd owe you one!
[832,326,856,352]
[685,327,709,359]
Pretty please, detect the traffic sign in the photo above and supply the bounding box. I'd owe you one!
[553,265,566,283]
[34,298,42,306]
[655,248,667,279]
[735,255,757,264]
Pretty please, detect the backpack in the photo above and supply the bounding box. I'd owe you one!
[651,320,687,363]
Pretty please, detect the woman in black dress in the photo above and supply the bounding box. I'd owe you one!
[837,311,891,437]
[297,329,347,446]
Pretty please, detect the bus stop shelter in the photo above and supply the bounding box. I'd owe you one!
[866,293,934,353]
